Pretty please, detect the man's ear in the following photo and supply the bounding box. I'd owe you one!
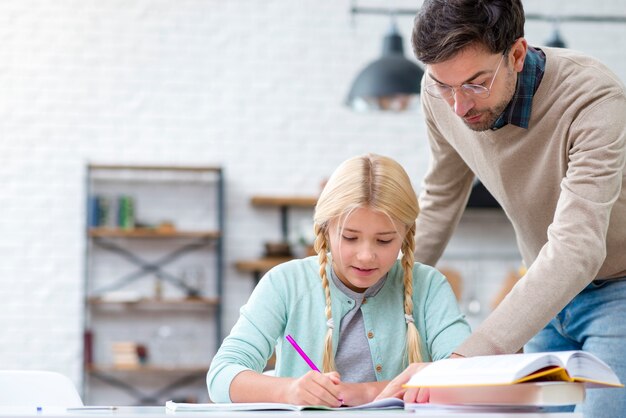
[510,37,528,73]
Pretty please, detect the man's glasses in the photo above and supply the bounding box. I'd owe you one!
[425,52,506,100]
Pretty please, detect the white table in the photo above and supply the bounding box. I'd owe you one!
[0,406,582,418]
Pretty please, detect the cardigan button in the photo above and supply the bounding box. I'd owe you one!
[367,331,374,339]
[375,364,383,373]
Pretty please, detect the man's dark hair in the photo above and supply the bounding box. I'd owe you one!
[412,0,525,64]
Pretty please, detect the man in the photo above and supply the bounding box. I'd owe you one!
[379,1,626,416]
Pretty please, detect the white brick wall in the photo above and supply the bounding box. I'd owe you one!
[0,0,624,404]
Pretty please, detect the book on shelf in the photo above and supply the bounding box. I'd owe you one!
[404,350,623,389]
[165,397,404,412]
[111,342,138,364]
[429,381,585,406]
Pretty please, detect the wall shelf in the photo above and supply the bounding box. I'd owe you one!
[236,195,317,285]
[250,195,317,242]
[235,256,295,286]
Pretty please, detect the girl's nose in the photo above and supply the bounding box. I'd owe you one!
[356,245,376,261]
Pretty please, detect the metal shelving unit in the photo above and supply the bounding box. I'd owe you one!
[82,164,224,405]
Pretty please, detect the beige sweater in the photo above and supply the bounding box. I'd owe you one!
[415,47,626,356]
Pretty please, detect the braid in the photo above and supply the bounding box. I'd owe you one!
[402,223,423,364]
[313,224,336,372]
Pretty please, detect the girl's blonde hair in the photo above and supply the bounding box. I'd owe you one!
[313,154,423,372]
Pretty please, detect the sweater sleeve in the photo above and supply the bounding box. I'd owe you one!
[417,265,472,361]
[206,270,287,402]
[456,92,626,356]
[414,93,476,267]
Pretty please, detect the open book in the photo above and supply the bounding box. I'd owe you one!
[405,350,623,389]
[165,397,404,412]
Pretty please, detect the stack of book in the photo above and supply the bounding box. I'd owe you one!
[427,381,584,408]
[111,342,140,368]
[404,350,623,411]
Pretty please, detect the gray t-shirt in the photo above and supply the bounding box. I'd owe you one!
[331,269,387,382]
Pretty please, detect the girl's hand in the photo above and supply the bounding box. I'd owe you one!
[332,381,388,406]
[283,371,343,407]
[401,385,430,404]
[375,363,431,403]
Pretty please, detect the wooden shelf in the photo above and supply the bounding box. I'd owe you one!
[249,195,317,243]
[235,257,294,273]
[87,364,210,374]
[88,297,220,307]
[239,195,317,286]
[89,227,220,239]
[251,195,317,207]
[235,257,295,286]
[88,164,221,173]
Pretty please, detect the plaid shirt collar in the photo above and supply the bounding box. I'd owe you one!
[491,46,546,130]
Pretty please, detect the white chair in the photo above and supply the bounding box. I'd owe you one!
[0,370,83,407]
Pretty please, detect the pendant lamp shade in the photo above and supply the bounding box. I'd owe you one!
[346,21,424,112]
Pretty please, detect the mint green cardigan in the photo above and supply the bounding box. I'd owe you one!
[207,256,470,402]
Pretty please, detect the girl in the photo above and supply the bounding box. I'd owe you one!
[207,154,470,406]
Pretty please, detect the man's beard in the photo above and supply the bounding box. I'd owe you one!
[462,103,508,131]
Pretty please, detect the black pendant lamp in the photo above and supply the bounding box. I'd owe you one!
[346,19,424,112]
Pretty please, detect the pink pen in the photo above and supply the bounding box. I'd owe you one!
[285,334,320,372]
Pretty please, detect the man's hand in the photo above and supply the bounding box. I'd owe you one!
[375,363,431,403]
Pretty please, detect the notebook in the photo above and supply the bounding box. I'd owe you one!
[165,397,404,412]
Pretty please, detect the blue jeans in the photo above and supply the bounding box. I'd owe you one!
[525,278,626,418]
